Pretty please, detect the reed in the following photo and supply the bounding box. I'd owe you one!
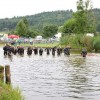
[0,82,24,100]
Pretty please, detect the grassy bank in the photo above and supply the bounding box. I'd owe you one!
[19,42,59,48]
[0,66,24,100]
[60,34,100,52]
[0,43,5,47]
[0,82,24,100]
[0,42,60,48]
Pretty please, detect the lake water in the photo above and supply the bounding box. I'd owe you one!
[0,47,100,100]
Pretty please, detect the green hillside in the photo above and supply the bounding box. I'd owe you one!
[0,9,100,32]
[0,10,73,31]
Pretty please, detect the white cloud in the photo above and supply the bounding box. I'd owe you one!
[0,0,99,18]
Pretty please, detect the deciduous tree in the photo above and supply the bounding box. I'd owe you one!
[43,25,58,37]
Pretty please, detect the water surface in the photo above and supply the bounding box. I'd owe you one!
[0,47,100,100]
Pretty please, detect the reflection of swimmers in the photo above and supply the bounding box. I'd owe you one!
[81,48,87,57]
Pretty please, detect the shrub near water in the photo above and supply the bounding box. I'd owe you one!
[93,36,100,52]
[60,35,70,46]
[0,82,24,100]
[60,34,84,48]
[81,35,93,52]
[60,34,94,51]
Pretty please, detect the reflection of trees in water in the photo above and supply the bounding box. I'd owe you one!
[68,73,89,99]
[69,57,86,67]
[67,56,90,99]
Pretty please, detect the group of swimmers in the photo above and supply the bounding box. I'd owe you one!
[3,44,87,57]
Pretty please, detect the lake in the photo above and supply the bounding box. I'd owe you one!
[0,47,100,100]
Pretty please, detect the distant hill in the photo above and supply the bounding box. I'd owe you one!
[0,10,73,31]
[0,9,100,32]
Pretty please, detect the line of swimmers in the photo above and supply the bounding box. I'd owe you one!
[3,44,87,57]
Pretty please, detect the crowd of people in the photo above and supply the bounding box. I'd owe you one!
[3,43,87,57]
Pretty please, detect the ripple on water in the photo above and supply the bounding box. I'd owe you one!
[0,48,100,100]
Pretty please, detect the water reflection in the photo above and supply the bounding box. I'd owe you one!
[69,56,86,67]
[0,47,100,100]
[3,55,13,62]
[8,55,13,61]
[68,55,100,100]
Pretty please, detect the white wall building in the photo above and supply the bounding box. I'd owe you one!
[54,33,62,41]
[35,35,43,40]
[86,33,94,37]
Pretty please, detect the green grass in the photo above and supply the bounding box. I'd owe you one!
[19,42,60,48]
[0,82,24,100]
[0,42,60,48]
[0,43,5,46]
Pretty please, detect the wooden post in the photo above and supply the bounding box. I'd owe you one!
[5,65,11,84]
[0,66,4,82]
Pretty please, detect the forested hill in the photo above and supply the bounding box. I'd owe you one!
[0,9,100,32]
[0,10,73,31]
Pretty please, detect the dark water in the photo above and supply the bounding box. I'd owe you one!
[0,47,100,100]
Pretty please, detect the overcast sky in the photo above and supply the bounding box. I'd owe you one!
[0,0,99,19]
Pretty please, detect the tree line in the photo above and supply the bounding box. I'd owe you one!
[0,8,100,38]
[0,10,72,37]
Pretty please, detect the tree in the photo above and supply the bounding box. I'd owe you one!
[73,0,96,34]
[43,25,58,37]
[58,26,63,32]
[62,18,76,34]
[28,27,41,38]
[15,17,29,37]
[73,0,88,34]
[84,0,96,33]
[63,0,96,34]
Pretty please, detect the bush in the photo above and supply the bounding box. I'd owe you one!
[60,34,84,48]
[0,82,24,100]
[81,35,93,51]
[60,34,94,51]
[60,35,70,46]
[93,36,100,52]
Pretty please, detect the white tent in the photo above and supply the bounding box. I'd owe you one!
[35,35,43,40]
[54,33,62,39]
